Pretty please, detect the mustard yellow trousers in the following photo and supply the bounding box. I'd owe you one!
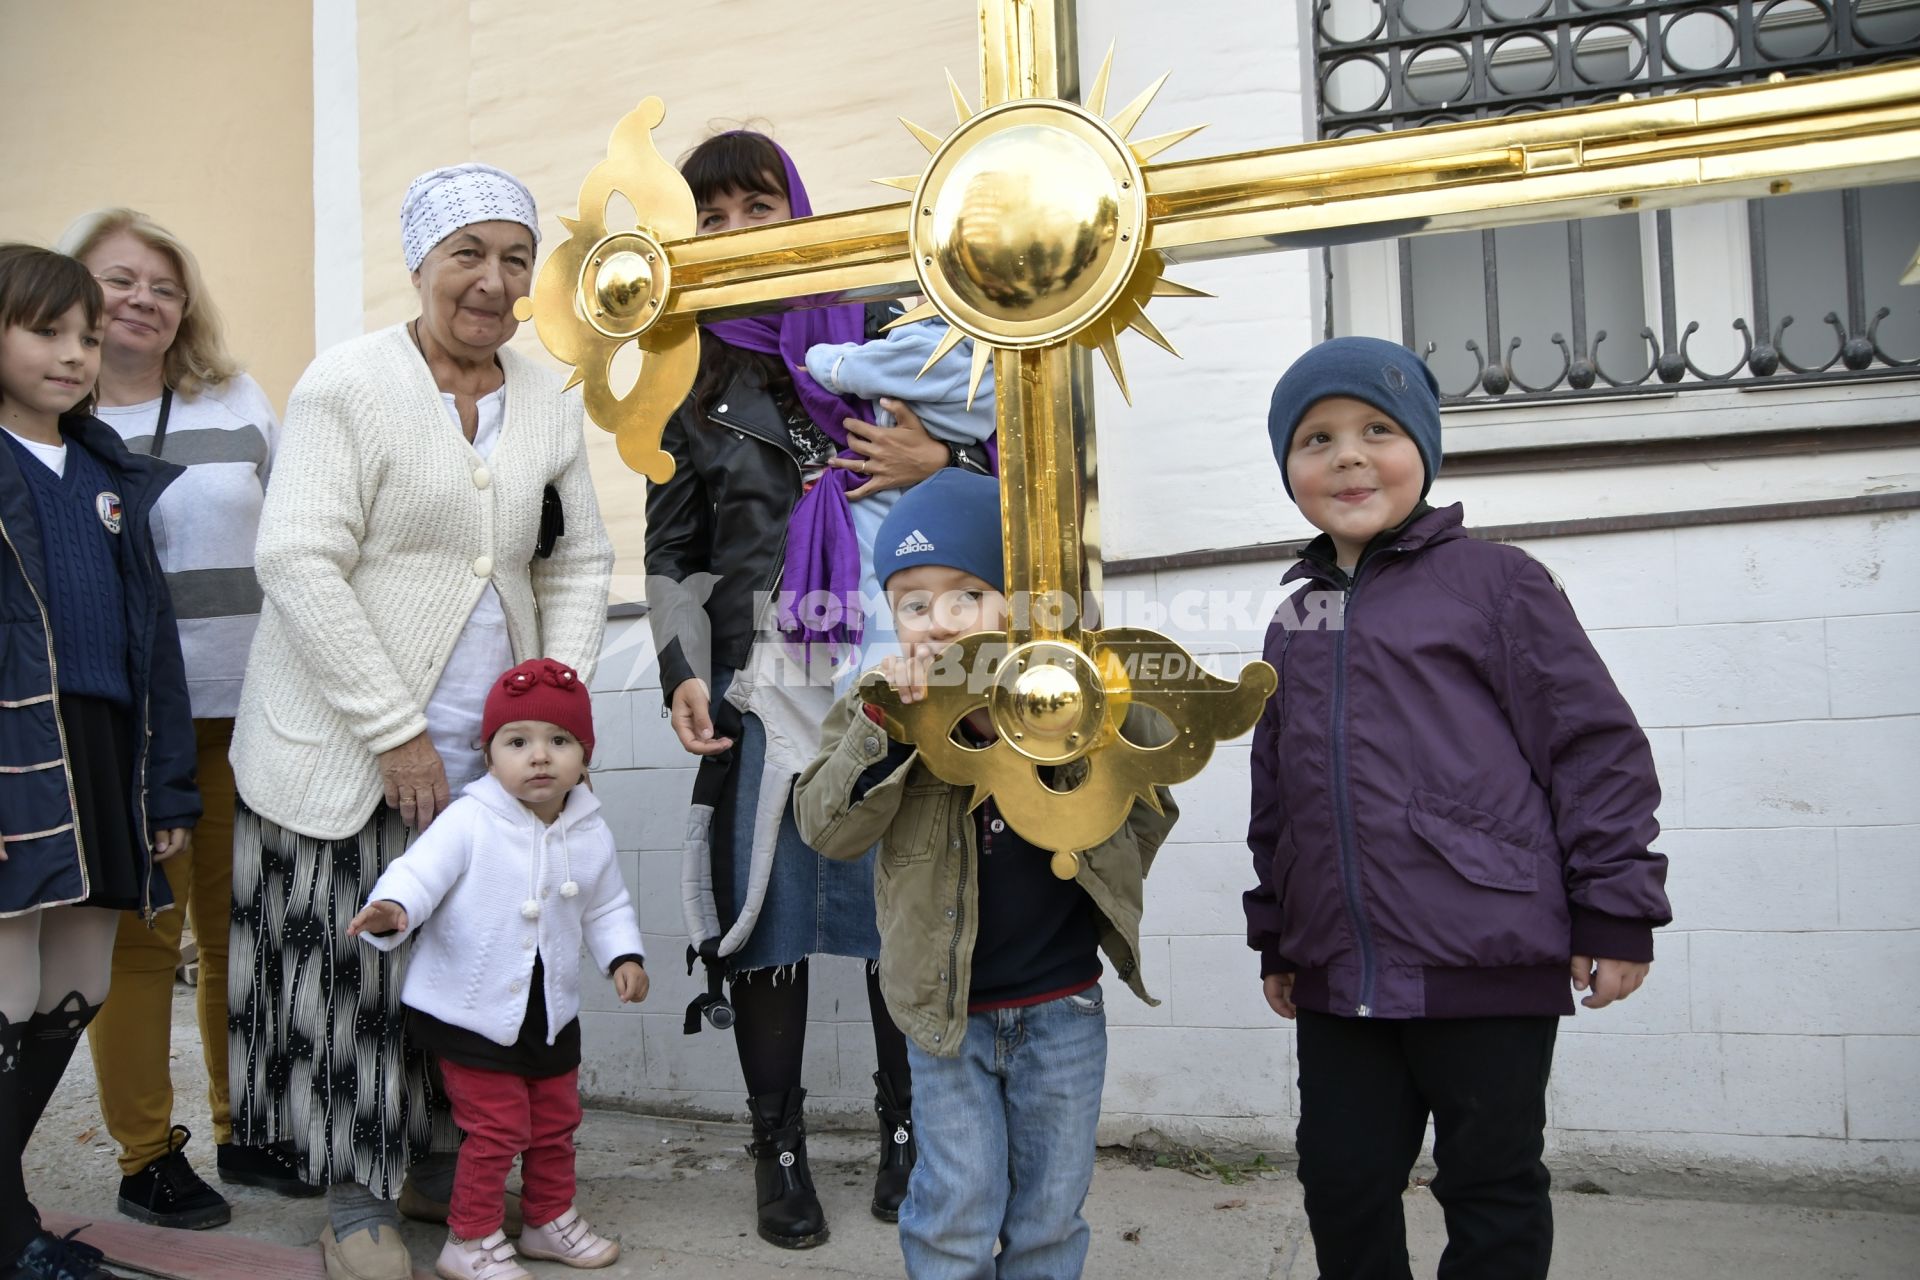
[88,718,234,1175]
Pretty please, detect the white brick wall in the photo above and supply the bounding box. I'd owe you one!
[1550,1033,1848,1139]
[1838,826,1920,930]
[550,0,1918,1189]
[574,511,1920,1182]
[1828,613,1920,717]
[1845,1038,1920,1141]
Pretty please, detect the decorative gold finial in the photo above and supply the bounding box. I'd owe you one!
[517,97,698,483]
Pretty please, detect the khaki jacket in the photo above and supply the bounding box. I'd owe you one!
[794,691,1178,1057]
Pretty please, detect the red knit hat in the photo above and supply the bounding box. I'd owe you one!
[482,659,595,762]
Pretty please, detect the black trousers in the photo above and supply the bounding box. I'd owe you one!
[1295,1010,1558,1280]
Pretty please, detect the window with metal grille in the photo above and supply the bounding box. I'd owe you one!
[1313,1,1920,401]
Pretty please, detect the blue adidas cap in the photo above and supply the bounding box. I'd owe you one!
[874,469,1004,592]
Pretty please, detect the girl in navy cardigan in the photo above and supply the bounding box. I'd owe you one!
[0,245,198,1280]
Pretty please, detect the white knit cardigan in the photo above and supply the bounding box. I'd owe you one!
[360,774,644,1047]
[232,325,614,839]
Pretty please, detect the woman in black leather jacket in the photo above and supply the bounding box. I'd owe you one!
[643,130,988,1251]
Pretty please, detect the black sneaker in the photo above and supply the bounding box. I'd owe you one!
[217,1141,321,1198]
[3,1228,116,1280]
[116,1125,231,1229]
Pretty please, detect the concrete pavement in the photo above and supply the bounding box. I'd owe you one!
[23,988,1917,1278]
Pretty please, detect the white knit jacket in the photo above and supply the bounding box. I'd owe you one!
[360,774,644,1047]
[232,324,614,838]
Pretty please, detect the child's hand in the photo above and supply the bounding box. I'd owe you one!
[347,899,409,938]
[879,642,940,705]
[614,961,649,1004]
[1263,972,1297,1020]
[1570,955,1649,1009]
[153,828,193,863]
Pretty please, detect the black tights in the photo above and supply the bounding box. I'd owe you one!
[729,960,911,1100]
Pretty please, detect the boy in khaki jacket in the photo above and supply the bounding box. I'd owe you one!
[794,470,1176,1280]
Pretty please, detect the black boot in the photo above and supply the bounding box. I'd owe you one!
[745,1087,828,1249]
[870,1070,915,1222]
[4,1229,116,1280]
[217,1142,321,1198]
[3,998,104,1266]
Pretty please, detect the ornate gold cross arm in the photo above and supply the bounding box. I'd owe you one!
[521,0,1919,872]
[523,57,1920,480]
[1144,62,1920,260]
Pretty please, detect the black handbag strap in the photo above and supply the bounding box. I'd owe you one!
[149,387,174,458]
[535,483,564,558]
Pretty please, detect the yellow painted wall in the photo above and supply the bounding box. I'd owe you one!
[353,0,980,599]
[0,0,315,411]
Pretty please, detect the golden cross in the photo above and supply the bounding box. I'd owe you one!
[517,1,1920,873]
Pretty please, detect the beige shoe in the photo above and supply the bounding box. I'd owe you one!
[319,1222,413,1280]
[399,1173,524,1237]
[434,1230,531,1280]
[518,1207,620,1269]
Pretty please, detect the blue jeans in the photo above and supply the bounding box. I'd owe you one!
[899,985,1109,1280]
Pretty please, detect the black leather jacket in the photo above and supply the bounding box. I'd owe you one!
[644,307,992,703]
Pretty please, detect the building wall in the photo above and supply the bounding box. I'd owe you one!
[577,506,1920,1184]
[348,0,983,600]
[7,0,1911,1183]
[555,0,1920,1188]
[0,0,315,410]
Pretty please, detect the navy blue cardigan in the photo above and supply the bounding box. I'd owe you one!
[0,414,199,918]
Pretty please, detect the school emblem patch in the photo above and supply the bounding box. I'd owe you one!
[95,491,123,534]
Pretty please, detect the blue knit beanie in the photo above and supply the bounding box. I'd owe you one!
[876,469,1005,592]
[1267,336,1443,499]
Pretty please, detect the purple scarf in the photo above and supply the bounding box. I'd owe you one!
[704,135,873,656]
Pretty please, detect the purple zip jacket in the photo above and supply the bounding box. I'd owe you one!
[1242,504,1670,1019]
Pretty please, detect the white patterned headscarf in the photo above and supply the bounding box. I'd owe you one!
[400,163,540,271]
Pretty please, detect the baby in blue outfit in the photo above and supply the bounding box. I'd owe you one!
[806,310,996,687]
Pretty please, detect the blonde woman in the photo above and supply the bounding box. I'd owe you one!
[56,209,303,1228]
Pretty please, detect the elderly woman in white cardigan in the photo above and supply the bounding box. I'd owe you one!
[227,164,613,1280]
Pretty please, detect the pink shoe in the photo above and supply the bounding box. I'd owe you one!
[434,1230,529,1280]
[517,1207,619,1269]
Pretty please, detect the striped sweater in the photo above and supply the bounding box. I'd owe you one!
[95,374,277,719]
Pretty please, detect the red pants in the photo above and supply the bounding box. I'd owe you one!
[439,1059,583,1239]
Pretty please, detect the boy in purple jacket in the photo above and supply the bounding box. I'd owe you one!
[1243,337,1671,1280]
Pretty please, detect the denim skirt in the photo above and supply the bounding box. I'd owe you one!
[711,666,881,974]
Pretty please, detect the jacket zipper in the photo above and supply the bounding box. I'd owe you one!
[1330,569,1378,1016]
[133,539,159,922]
[944,805,969,1031]
[0,511,91,906]
[753,519,792,636]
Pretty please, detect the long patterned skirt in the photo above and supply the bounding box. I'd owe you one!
[227,797,455,1196]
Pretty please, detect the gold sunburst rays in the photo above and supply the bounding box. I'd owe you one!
[880,46,1208,406]
[1073,255,1214,405]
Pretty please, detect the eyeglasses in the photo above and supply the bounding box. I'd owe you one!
[94,274,188,308]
